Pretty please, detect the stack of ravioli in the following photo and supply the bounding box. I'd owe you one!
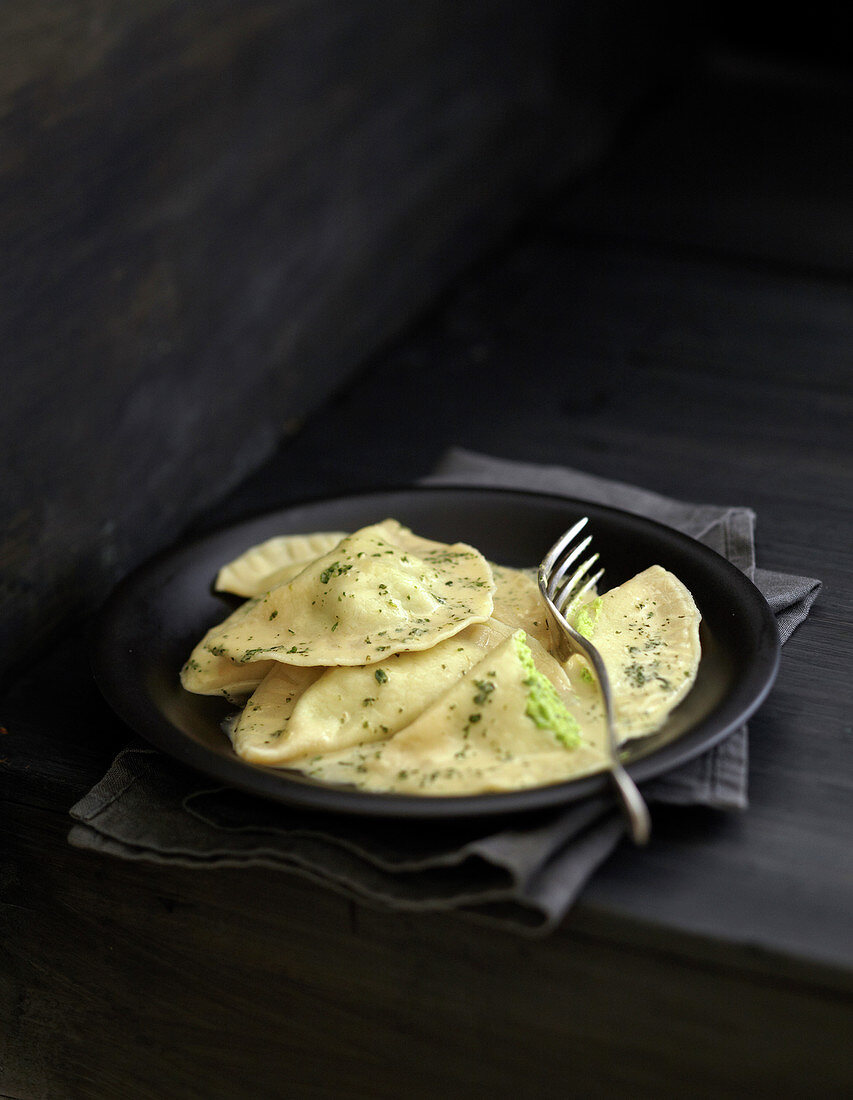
[181,520,701,796]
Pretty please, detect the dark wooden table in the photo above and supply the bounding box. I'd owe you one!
[2,55,851,1097]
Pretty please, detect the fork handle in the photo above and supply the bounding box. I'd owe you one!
[610,762,652,845]
[581,637,652,845]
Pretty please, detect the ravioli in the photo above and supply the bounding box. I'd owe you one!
[190,523,495,669]
[180,592,276,699]
[228,663,324,762]
[566,565,702,741]
[215,531,347,597]
[303,632,609,794]
[214,519,460,598]
[180,649,275,702]
[181,519,703,797]
[490,564,553,650]
[229,621,509,765]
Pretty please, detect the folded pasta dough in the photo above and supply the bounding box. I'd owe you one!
[192,522,495,669]
[180,650,275,702]
[490,564,553,651]
[215,531,348,597]
[229,620,516,765]
[182,515,704,798]
[300,631,609,795]
[568,564,701,741]
[225,663,324,760]
[214,519,462,598]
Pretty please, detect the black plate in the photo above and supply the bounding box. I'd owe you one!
[92,486,780,819]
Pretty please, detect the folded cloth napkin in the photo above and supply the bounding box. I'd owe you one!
[69,450,821,933]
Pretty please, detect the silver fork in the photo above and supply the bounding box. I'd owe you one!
[538,517,652,845]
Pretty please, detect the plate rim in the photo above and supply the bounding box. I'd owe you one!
[92,483,782,819]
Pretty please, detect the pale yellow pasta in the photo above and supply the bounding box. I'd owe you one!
[303,631,610,794]
[179,649,275,702]
[215,532,348,597]
[228,664,324,761]
[190,522,495,669]
[489,564,553,650]
[567,565,701,741]
[214,519,458,599]
[230,620,510,765]
[181,518,703,797]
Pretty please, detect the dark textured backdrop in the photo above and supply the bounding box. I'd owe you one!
[0,0,689,678]
[1,44,851,1096]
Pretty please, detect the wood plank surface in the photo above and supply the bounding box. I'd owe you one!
[2,800,850,1098]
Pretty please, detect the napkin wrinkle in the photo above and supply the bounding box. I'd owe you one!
[184,774,617,891]
[182,785,514,876]
[70,448,821,933]
[504,812,628,930]
[73,743,154,818]
[465,796,613,888]
[71,774,515,904]
[181,783,537,871]
[69,818,519,917]
[644,728,749,809]
[753,567,822,643]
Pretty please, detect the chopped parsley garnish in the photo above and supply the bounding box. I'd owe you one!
[473,679,495,706]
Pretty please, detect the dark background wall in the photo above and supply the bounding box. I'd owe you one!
[710,3,853,70]
[1,0,698,679]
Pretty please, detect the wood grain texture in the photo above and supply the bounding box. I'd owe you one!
[1,801,850,1098]
[0,0,674,680]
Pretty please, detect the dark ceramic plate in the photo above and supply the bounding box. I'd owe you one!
[92,487,780,819]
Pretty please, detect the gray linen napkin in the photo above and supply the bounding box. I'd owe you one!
[69,450,821,933]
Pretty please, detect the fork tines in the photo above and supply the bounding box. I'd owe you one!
[539,517,603,616]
